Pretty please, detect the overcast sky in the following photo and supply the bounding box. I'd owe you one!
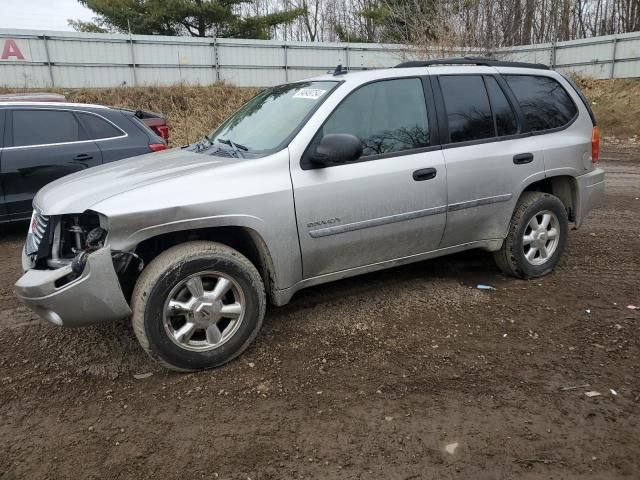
[0,0,95,31]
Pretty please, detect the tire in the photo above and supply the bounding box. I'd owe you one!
[493,192,568,279]
[131,241,266,372]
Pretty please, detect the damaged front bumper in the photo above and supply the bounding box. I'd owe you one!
[15,246,132,327]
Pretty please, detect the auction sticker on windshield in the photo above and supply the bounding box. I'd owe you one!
[293,88,326,100]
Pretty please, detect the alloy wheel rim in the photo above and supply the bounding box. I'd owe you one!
[522,210,560,266]
[162,271,245,352]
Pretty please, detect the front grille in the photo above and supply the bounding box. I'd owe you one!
[25,210,49,256]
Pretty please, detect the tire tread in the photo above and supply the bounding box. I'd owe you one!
[131,241,265,372]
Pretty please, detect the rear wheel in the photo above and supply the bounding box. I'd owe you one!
[494,192,568,279]
[131,241,266,372]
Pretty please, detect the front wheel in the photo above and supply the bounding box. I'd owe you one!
[131,241,266,372]
[494,192,568,279]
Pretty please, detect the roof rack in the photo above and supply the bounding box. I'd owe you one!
[394,56,550,70]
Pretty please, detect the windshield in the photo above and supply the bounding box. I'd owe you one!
[207,81,338,153]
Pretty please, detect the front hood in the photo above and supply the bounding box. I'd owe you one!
[34,148,232,215]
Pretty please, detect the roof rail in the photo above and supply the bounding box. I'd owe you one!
[394,56,550,70]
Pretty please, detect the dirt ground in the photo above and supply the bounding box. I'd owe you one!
[0,146,638,480]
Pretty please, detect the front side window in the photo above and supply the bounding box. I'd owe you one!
[439,75,494,143]
[504,75,577,131]
[12,110,84,147]
[319,78,430,157]
[208,81,338,152]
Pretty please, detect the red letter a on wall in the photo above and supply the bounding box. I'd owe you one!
[1,39,25,60]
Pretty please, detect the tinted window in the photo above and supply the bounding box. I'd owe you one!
[322,78,430,156]
[77,112,123,139]
[485,76,518,136]
[0,110,5,148]
[12,110,84,147]
[504,75,577,131]
[440,75,494,143]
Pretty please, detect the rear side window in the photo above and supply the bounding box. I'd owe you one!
[322,77,430,156]
[12,109,85,147]
[77,112,123,139]
[439,75,494,143]
[504,75,577,131]
[485,76,518,136]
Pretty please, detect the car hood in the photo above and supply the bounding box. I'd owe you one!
[34,148,233,215]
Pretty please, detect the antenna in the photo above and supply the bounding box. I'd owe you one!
[331,64,349,76]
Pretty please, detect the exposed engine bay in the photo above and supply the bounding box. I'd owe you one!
[28,211,143,294]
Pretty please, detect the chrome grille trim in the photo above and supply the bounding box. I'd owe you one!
[26,211,50,256]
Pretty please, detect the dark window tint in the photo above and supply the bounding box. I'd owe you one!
[12,110,84,147]
[504,75,577,131]
[77,112,123,139]
[0,110,5,148]
[485,76,518,136]
[322,78,430,156]
[439,75,494,143]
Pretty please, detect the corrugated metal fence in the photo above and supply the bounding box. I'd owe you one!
[1,28,639,88]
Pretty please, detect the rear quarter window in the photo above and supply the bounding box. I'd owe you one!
[504,75,577,132]
[76,112,124,139]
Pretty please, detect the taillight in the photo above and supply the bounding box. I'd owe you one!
[154,125,170,143]
[149,143,167,152]
[591,126,599,164]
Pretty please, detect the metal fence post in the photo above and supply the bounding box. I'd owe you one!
[213,38,220,83]
[610,35,618,79]
[128,35,137,86]
[550,41,556,68]
[283,43,288,82]
[40,35,55,87]
[345,44,350,70]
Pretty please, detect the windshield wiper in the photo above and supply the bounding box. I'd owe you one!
[217,138,249,153]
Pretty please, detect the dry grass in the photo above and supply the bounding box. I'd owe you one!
[2,77,639,145]
[0,84,258,147]
[575,77,640,142]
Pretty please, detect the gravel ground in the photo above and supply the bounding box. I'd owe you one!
[0,146,638,479]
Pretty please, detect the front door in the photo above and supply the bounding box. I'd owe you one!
[290,77,447,279]
[1,108,102,219]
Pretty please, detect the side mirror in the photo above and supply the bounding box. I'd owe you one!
[310,133,363,167]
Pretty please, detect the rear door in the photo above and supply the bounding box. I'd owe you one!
[290,76,447,279]
[76,110,153,163]
[0,109,8,223]
[434,73,545,247]
[1,108,102,219]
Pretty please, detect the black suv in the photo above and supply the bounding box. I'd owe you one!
[0,102,167,224]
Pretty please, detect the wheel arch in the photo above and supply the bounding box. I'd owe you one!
[521,174,578,222]
[129,225,280,305]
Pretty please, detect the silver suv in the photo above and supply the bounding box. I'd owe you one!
[15,57,605,371]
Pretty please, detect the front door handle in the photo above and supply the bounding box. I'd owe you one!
[73,153,93,161]
[513,153,534,165]
[413,168,437,181]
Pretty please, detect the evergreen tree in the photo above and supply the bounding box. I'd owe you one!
[72,0,304,39]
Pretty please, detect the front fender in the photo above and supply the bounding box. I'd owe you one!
[106,211,302,293]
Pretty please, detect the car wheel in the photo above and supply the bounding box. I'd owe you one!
[493,192,568,279]
[131,241,266,372]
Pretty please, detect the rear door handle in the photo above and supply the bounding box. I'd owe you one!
[73,153,93,161]
[413,168,437,181]
[513,153,534,165]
